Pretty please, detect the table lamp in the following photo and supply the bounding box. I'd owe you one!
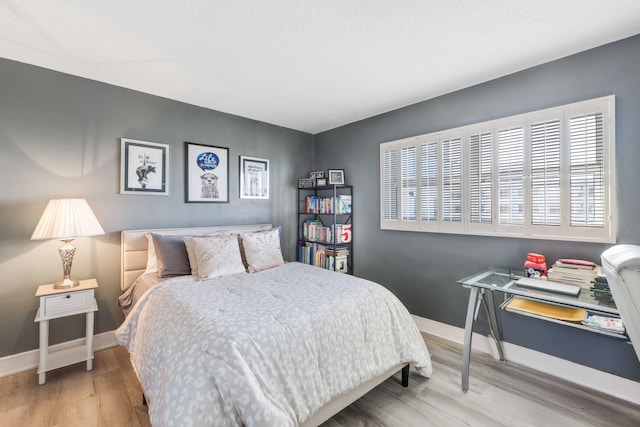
[31,199,105,289]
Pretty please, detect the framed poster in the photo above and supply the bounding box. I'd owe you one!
[328,169,345,185]
[184,142,229,203]
[240,156,269,199]
[120,138,169,195]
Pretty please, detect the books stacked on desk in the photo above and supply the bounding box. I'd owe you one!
[547,258,602,287]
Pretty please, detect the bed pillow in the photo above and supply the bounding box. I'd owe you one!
[239,227,285,273]
[183,232,229,277]
[183,235,246,279]
[151,233,192,277]
[144,233,159,274]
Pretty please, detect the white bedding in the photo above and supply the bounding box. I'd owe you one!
[116,262,432,426]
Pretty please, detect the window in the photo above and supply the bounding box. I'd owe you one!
[380,95,616,243]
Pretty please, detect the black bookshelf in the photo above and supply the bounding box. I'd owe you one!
[297,185,353,274]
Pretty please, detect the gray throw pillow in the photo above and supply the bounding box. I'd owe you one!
[151,233,192,277]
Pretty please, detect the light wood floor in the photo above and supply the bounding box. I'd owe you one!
[1,334,639,426]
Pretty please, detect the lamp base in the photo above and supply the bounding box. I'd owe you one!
[54,278,79,289]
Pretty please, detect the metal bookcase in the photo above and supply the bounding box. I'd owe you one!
[297,184,353,274]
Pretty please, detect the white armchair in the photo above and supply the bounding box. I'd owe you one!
[601,245,640,362]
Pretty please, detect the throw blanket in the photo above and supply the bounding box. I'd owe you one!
[116,262,432,426]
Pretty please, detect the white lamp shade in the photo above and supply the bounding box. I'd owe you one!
[31,199,105,240]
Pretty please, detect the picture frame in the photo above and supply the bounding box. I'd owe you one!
[120,138,169,195]
[240,156,269,199]
[315,177,327,187]
[310,170,325,179]
[298,177,314,188]
[328,169,345,185]
[184,142,229,203]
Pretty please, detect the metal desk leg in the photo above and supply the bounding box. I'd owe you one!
[462,286,481,392]
[482,290,505,361]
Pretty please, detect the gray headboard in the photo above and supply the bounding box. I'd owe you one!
[120,223,272,291]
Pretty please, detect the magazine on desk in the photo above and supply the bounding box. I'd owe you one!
[582,313,626,334]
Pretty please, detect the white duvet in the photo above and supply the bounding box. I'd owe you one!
[116,262,432,426]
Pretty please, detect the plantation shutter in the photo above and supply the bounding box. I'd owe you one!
[383,148,399,220]
[442,137,462,222]
[420,142,438,222]
[380,95,614,242]
[530,120,561,226]
[569,113,605,227]
[498,127,524,225]
[469,132,492,224]
[401,146,417,221]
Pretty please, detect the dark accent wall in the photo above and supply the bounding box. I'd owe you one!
[314,35,640,380]
[0,58,313,358]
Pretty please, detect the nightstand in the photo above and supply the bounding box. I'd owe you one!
[34,279,98,385]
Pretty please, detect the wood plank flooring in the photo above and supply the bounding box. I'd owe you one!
[1,333,638,426]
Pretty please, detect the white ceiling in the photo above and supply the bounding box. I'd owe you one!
[1,1,640,134]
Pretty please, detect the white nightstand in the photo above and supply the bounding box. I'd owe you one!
[34,279,98,385]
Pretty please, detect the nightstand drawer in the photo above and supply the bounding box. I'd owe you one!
[43,290,94,318]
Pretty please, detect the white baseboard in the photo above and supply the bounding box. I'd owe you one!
[0,331,119,379]
[412,314,640,406]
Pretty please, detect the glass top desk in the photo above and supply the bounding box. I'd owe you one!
[456,267,618,392]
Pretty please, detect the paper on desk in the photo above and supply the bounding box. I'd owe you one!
[506,297,586,322]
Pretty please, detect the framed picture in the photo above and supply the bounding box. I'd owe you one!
[328,169,345,185]
[184,142,229,203]
[240,156,269,199]
[298,177,314,188]
[316,177,327,187]
[120,138,169,195]
[310,170,325,179]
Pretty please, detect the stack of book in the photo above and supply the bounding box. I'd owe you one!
[297,242,350,273]
[547,259,602,287]
[302,220,352,244]
[305,195,335,214]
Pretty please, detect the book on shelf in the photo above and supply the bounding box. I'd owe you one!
[302,221,352,244]
[305,195,336,214]
[326,246,349,257]
[296,242,348,273]
[331,223,352,243]
[337,195,352,214]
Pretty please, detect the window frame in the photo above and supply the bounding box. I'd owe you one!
[379,95,616,243]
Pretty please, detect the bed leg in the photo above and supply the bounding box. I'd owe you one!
[401,364,410,387]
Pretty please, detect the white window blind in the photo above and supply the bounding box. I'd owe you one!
[498,127,524,225]
[383,149,398,220]
[469,132,492,224]
[401,146,417,221]
[442,137,462,223]
[380,95,615,243]
[569,113,605,228]
[530,120,561,226]
[420,142,438,222]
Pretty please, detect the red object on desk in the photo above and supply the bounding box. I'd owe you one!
[524,253,547,278]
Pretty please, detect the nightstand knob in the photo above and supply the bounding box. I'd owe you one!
[66,294,71,299]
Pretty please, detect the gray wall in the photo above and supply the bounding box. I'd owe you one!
[315,35,640,380]
[0,58,313,358]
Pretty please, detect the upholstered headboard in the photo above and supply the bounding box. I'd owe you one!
[120,223,272,291]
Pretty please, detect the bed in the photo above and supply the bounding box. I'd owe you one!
[116,224,432,426]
